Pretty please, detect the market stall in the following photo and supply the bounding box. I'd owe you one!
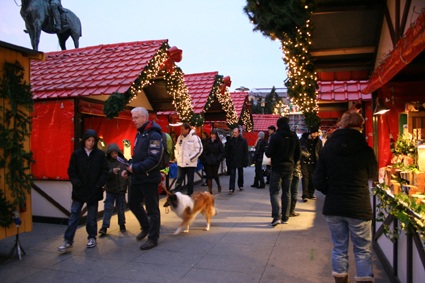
[30,40,189,223]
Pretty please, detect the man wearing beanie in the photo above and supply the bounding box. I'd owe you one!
[300,126,323,202]
[265,117,300,226]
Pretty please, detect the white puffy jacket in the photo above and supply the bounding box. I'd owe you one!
[174,129,203,167]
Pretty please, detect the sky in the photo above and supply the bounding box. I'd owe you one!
[0,0,288,92]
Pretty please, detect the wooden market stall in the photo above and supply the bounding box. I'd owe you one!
[29,40,190,223]
[0,41,44,240]
[310,1,425,282]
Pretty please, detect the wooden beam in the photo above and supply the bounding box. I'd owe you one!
[310,46,375,57]
[384,4,397,47]
[313,3,382,15]
[400,0,412,37]
[395,0,400,40]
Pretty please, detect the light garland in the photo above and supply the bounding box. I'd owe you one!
[280,19,320,127]
[273,100,290,116]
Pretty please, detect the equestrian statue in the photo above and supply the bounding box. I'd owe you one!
[20,0,82,51]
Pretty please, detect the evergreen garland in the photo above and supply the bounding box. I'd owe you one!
[0,61,35,221]
[0,189,14,228]
[245,0,321,128]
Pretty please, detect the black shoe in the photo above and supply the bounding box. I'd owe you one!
[271,219,281,226]
[228,190,234,195]
[302,197,308,202]
[290,211,300,217]
[257,183,265,188]
[120,224,126,231]
[239,187,244,191]
[136,229,149,240]
[99,227,107,235]
[201,182,208,186]
[308,196,317,200]
[140,240,158,250]
[251,184,258,188]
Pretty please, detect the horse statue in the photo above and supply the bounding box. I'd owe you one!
[20,0,82,51]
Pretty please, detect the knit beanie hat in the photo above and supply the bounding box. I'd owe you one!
[258,131,265,139]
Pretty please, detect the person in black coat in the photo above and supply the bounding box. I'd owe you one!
[265,117,301,226]
[314,112,378,283]
[225,127,248,194]
[251,131,267,188]
[300,126,323,202]
[203,130,224,194]
[58,129,109,253]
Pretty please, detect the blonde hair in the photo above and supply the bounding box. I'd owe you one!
[339,112,364,129]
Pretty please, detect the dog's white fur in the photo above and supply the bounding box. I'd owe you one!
[164,192,218,235]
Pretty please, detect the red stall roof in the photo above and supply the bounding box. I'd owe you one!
[31,40,168,99]
[230,92,248,117]
[157,72,218,115]
[252,114,280,132]
[317,80,372,101]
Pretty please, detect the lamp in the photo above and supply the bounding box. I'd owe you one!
[373,98,390,115]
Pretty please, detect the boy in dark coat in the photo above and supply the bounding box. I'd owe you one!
[58,129,108,253]
[99,143,129,235]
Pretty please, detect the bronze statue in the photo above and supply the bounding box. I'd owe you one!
[20,0,82,51]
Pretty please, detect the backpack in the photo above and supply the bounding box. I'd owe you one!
[151,132,170,171]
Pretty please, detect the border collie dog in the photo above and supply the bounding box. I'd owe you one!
[164,192,218,235]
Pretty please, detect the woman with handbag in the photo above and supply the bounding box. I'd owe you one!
[251,131,267,188]
[203,130,224,194]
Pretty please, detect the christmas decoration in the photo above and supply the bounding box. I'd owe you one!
[103,42,194,122]
[244,0,320,128]
[0,61,35,218]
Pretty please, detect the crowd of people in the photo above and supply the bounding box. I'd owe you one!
[57,107,377,283]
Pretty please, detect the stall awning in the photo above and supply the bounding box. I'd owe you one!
[362,11,425,94]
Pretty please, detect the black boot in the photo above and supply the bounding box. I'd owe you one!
[289,199,300,217]
[257,179,265,189]
[251,178,258,188]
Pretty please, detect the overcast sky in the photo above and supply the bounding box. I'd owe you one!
[0,0,288,92]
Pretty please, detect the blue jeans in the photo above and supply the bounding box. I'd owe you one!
[325,215,374,278]
[174,166,195,195]
[101,192,126,228]
[269,171,292,222]
[64,200,98,244]
[229,167,244,191]
[128,182,160,242]
[290,176,300,200]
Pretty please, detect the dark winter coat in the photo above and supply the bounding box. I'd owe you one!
[300,133,322,163]
[130,121,163,185]
[314,128,378,220]
[68,129,109,204]
[265,124,301,174]
[253,138,267,162]
[105,143,129,194]
[203,138,224,166]
[226,135,248,168]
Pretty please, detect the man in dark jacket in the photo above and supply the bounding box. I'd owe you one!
[58,129,108,253]
[300,126,323,202]
[122,107,164,250]
[265,125,276,184]
[265,117,301,226]
[225,127,248,194]
[314,112,378,283]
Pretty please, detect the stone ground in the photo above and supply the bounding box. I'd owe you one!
[0,166,390,283]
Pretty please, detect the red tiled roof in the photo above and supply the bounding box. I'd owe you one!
[157,72,219,115]
[184,72,218,114]
[317,81,371,101]
[31,40,168,100]
[230,92,248,117]
[252,114,280,131]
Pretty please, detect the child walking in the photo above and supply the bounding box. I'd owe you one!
[99,143,129,235]
[58,129,108,253]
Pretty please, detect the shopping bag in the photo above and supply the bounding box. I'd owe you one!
[262,153,271,166]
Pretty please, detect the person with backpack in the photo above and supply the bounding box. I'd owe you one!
[174,123,203,196]
[121,107,164,250]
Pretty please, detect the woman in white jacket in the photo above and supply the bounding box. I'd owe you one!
[173,123,203,195]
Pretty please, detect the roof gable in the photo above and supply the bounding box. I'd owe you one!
[31,40,167,100]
